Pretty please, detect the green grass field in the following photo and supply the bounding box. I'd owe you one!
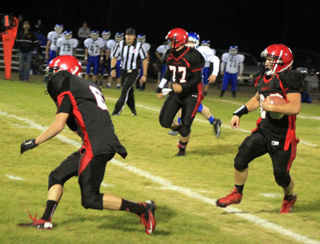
[0,77,320,244]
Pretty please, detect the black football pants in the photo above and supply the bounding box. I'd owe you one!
[113,69,139,115]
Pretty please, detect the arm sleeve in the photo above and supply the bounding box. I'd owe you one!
[112,43,121,58]
[280,70,303,94]
[210,55,220,76]
[139,44,147,60]
[57,95,73,114]
[239,62,244,74]
[180,70,202,90]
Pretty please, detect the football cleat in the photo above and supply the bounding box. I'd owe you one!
[175,151,185,157]
[18,210,53,230]
[216,188,242,208]
[139,200,156,235]
[168,130,179,136]
[212,119,222,138]
[279,193,297,214]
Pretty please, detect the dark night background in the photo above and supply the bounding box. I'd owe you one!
[2,0,320,59]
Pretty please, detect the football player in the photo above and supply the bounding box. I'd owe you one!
[56,30,78,56]
[18,55,156,234]
[156,28,205,156]
[201,39,217,96]
[216,44,303,214]
[98,30,111,87]
[136,34,150,91]
[45,24,64,64]
[106,32,123,89]
[168,32,222,138]
[84,30,104,85]
[155,39,171,86]
[220,45,245,98]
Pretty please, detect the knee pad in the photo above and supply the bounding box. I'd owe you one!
[274,171,291,187]
[179,125,191,137]
[234,156,249,171]
[81,193,104,210]
[197,103,203,113]
[48,171,65,190]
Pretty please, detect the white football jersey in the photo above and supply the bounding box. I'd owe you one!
[221,53,245,74]
[203,48,216,67]
[84,37,104,56]
[142,43,151,52]
[106,39,117,58]
[47,31,64,51]
[57,37,78,56]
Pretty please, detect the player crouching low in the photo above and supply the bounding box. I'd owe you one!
[216,44,303,213]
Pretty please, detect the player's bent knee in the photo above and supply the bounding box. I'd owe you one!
[48,171,65,189]
[234,159,249,171]
[81,193,104,210]
[179,125,190,137]
[274,171,291,187]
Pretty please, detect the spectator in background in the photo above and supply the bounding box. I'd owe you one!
[17,14,24,33]
[16,21,39,81]
[304,69,319,91]
[77,21,91,48]
[34,19,44,34]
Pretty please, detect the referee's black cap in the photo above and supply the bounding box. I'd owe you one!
[126,28,136,35]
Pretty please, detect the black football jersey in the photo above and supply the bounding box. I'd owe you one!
[163,47,205,95]
[254,70,303,150]
[49,71,127,158]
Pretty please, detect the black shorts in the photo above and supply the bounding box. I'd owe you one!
[159,93,200,129]
[234,129,298,174]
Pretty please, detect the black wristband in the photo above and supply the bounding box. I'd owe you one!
[111,67,116,71]
[156,87,162,93]
[233,105,248,117]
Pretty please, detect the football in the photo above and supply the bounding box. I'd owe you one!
[264,93,287,119]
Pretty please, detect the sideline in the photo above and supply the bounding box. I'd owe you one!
[1,109,319,244]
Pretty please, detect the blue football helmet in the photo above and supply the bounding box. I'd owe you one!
[201,40,210,47]
[102,30,111,40]
[54,24,63,34]
[115,32,124,42]
[137,34,146,44]
[63,30,72,39]
[90,30,99,41]
[229,45,238,56]
[186,32,200,48]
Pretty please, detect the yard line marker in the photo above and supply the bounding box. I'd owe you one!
[5,174,24,180]
[1,110,319,244]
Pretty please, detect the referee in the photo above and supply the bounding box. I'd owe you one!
[111,28,148,116]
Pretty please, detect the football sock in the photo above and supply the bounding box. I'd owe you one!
[208,116,215,124]
[177,117,181,124]
[235,184,244,194]
[120,199,146,215]
[204,91,207,96]
[232,91,236,98]
[220,90,225,97]
[178,140,188,152]
[41,200,58,221]
[284,194,294,201]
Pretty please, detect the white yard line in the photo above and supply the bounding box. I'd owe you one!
[5,174,24,180]
[1,109,319,244]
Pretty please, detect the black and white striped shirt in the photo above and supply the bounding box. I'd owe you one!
[112,40,147,71]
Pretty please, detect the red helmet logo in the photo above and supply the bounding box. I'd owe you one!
[166,28,188,50]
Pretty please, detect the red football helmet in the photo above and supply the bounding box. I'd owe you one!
[261,44,293,75]
[44,55,82,89]
[166,28,188,50]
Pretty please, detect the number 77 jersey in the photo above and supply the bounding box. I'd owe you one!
[163,47,205,95]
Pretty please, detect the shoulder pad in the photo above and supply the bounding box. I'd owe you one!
[278,70,303,90]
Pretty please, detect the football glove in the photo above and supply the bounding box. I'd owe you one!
[20,139,38,154]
